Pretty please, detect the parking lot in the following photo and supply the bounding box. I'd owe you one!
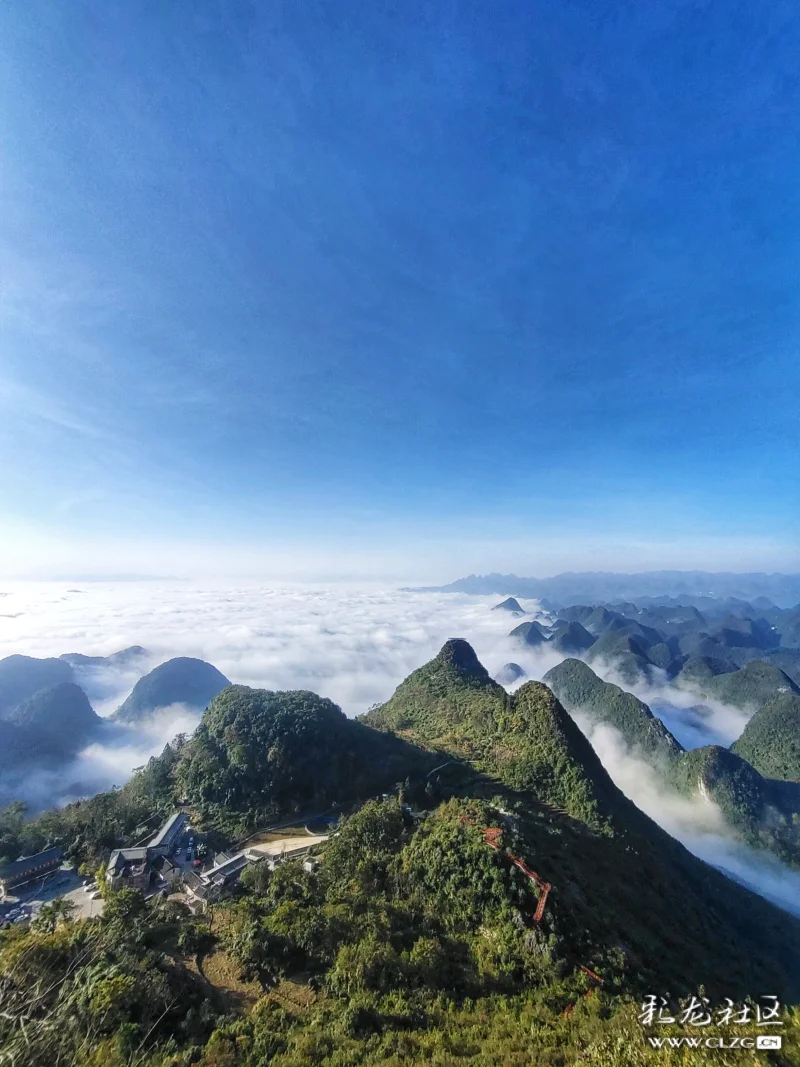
[1,866,104,924]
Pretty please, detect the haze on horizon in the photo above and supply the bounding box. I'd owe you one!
[1,2,799,582]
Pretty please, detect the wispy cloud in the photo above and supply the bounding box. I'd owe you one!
[0,378,110,440]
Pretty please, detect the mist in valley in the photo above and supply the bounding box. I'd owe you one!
[2,579,797,918]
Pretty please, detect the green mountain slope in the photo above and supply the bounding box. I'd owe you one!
[543,658,683,765]
[360,641,800,998]
[112,656,231,723]
[0,683,103,771]
[584,631,654,684]
[177,684,433,828]
[362,639,617,830]
[678,659,799,709]
[548,621,595,654]
[544,659,800,867]
[674,655,735,687]
[9,635,800,1051]
[9,681,100,736]
[669,745,800,865]
[731,692,800,781]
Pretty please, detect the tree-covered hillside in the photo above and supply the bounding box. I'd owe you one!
[731,692,800,782]
[544,658,800,868]
[678,660,799,710]
[176,685,435,830]
[6,792,800,1066]
[6,638,800,1064]
[543,658,683,766]
[668,745,800,865]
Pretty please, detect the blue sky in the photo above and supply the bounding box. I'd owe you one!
[1,1,799,580]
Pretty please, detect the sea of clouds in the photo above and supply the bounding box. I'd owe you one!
[2,580,798,916]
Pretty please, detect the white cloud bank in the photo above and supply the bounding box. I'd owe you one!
[2,580,799,919]
[0,581,554,716]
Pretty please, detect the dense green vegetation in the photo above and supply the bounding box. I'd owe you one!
[6,794,800,1066]
[584,633,655,684]
[543,658,800,867]
[6,637,800,1064]
[0,887,218,1066]
[543,659,683,766]
[548,622,595,654]
[362,640,617,830]
[668,746,800,866]
[112,658,231,724]
[176,685,434,832]
[673,655,734,687]
[677,660,799,710]
[508,620,548,645]
[731,693,800,781]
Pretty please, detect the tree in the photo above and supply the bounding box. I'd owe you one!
[32,897,77,933]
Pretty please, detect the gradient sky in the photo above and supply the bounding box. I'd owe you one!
[1,1,799,580]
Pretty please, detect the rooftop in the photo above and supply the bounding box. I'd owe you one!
[148,811,187,849]
[108,847,150,873]
[0,847,63,881]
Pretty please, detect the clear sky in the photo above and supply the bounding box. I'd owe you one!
[1,1,798,581]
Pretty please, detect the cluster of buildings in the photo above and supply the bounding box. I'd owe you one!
[106,812,188,891]
[183,836,323,909]
[0,809,329,913]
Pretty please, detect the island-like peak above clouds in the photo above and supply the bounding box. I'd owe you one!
[60,645,150,668]
[491,597,526,615]
[111,657,231,724]
[8,681,101,734]
[0,654,74,717]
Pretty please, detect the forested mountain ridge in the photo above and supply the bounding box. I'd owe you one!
[543,658,683,765]
[176,683,437,830]
[543,657,800,868]
[416,570,800,606]
[5,639,800,1064]
[731,692,800,782]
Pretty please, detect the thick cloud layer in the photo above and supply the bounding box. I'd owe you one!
[0,582,555,715]
[0,582,555,809]
[3,580,798,920]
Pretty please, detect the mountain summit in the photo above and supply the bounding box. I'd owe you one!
[112,657,231,724]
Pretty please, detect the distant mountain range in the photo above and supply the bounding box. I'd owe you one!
[498,593,800,691]
[412,570,800,607]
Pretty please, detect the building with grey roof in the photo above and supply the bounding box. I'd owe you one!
[0,847,63,896]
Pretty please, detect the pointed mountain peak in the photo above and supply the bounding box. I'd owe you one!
[491,597,525,614]
[434,638,491,679]
[510,621,548,645]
